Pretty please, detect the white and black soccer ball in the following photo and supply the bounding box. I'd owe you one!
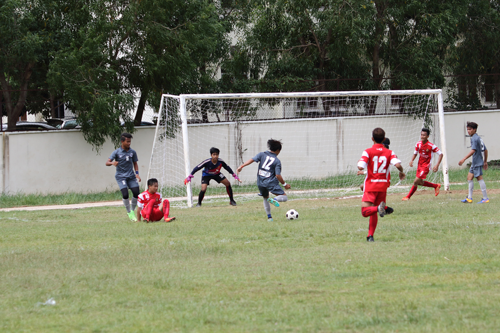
[286,209,299,220]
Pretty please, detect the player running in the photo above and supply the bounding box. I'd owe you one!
[458,122,489,203]
[136,178,176,223]
[106,133,141,221]
[402,128,443,201]
[184,147,241,207]
[237,139,291,222]
[357,128,405,242]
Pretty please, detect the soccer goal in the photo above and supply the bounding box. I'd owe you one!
[147,90,449,207]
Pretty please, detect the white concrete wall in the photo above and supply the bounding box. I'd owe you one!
[1,111,500,195]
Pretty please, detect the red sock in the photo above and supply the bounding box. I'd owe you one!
[368,214,378,237]
[423,181,437,188]
[407,185,417,198]
[361,206,378,217]
[162,200,170,219]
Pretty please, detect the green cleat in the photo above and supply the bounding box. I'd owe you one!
[128,211,137,222]
[267,218,274,222]
[267,197,280,207]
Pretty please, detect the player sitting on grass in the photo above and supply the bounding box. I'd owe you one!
[237,139,291,222]
[106,133,141,222]
[184,147,241,207]
[136,178,176,223]
[402,128,443,201]
[357,128,405,242]
[458,121,489,203]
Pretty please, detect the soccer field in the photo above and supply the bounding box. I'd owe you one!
[1,190,500,332]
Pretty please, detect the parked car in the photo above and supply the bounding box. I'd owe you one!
[1,121,57,131]
[47,118,81,129]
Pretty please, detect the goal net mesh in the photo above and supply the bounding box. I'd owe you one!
[148,92,443,205]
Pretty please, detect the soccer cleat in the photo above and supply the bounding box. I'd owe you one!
[367,235,374,242]
[267,217,274,222]
[164,217,176,223]
[402,196,410,201]
[196,203,202,207]
[385,206,394,215]
[377,201,386,217]
[128,211,137,222]
[461,197,472,203]
[435,184,441,196]
[477,198,489,204]
[267,197,280,207]
[230,200,237,206]
[257,193,263,196]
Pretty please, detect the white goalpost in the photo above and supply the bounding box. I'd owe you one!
[147,90,449,207]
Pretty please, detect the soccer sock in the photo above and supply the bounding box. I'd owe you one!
[368,214,378,237]
[226,185,234,201]
[478,179,488,199]
[361,206,378,217]
[198,190,206,204]
[275,195,288,202]
[468,180,474,199]
[263,198,272,216]
[122,199,131,213]
[422,181,438,188]
[407,185,418,198]
[162,200,170,218]
[131,197,138,211]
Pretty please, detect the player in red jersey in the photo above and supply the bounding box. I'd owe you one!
[357,128,405,242]
[402,128,443,201]
[136,178,176,223]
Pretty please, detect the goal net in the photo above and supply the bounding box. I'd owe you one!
[147,90,449,207]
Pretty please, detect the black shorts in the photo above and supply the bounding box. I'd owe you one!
[201,174,226,185]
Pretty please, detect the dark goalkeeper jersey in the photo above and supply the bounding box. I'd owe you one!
[191,158,235,177]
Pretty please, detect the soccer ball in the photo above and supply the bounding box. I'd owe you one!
[286,209,299,220]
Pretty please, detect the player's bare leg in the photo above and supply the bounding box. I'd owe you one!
[221,178,237,206]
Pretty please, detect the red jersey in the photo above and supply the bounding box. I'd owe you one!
[138,190,162,209]
[358,143,401,192]
[414,140,441,170]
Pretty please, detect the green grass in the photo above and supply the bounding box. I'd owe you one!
[1,191,500,332]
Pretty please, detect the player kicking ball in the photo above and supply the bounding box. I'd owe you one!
[106,133,141,221]
[458,121,489,204]
[237,139,291,222]
[357,128,405,242]
[184,147,241,207]
[402,128,443,201]
[136,178,175,223]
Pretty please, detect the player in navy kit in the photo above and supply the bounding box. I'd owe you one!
[184,147,241,207]
[237,139,291,222]
[106,133,141,221]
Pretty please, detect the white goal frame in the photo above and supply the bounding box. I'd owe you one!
[148,89,449,207]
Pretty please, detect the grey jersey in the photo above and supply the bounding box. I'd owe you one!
[252,151,281,187]
[470,133,486,167]
[109,147,138,178]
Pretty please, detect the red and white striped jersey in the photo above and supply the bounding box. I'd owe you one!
[138,191,162,209]
[358,143,401,192]
[414,140,441,170]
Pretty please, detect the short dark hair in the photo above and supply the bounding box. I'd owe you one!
[210,147,220,155]
[467,122,478,130]
[121,133,133,142]
[147,178,158,187]
[372,128,385,144]
[383,137,390,149]
[268,139,282,152]
[421,128,430,136]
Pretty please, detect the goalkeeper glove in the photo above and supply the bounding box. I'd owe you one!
[232,173,240,181]
[184,174,194,185]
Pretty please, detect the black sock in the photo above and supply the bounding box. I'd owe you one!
[226,185,234,201]
[198,190,206,204]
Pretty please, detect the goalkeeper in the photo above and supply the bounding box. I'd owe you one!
[184,147,241,207]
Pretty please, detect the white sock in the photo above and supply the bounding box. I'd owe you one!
[468,180,474,199]
[275,195,288,202]
[122,199,131,213]
[478,179,488,199]
[263,198,271,216]
[131,197,138,211]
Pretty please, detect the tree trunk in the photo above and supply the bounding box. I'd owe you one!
[134,89,149,125]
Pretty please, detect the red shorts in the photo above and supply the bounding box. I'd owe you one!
[362,191,387,206]
[141,200,170,222]
[416,166,430,180]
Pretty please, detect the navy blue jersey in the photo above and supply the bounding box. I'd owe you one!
[252,151,281,187]
[109,147,138,178]
[191,158,235,177]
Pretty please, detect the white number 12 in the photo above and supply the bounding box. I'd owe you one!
[372,156,387,173]
[262,156,275,170]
